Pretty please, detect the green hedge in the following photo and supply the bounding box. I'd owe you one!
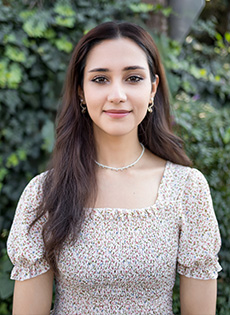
[173,95,230,313]
[0,0,229,313]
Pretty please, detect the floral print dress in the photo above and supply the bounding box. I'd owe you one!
[7,161,222,314]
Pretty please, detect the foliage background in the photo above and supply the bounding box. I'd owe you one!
[0,0,229,314]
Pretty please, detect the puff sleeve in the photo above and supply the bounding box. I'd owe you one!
[7,172,50,281]
[177,168,222,279]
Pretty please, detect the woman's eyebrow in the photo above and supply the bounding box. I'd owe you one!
[88,65,146,73]
[88,68,109,73]
[123,66,146,71]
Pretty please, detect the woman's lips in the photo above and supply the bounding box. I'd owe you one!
[104,110,131,118]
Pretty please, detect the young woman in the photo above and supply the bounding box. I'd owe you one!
[7,21,221,314]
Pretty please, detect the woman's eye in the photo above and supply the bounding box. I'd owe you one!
[127,76,143,83]
[91,77,108,83]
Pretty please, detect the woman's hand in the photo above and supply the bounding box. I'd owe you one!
[180,275,217,315]
[13,269,54,315]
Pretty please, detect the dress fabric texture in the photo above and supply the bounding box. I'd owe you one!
[7,161,222,315]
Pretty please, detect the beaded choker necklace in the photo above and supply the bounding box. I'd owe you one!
[95,143,145,171]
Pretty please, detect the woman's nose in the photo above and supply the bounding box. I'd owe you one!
[107,82,127,104]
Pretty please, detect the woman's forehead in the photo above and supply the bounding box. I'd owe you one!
[84,38,149,72]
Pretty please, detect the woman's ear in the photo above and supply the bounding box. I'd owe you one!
[78,86,85,101]
[151,74,159,97]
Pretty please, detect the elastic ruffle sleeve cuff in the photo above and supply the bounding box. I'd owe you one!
[177,168,222,280]
[7,172,50,281]
[10,258,50,281]
[177,255,222,280]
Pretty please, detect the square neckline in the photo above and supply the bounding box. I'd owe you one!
[89,160,170,212]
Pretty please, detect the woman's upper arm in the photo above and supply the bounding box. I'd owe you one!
[180,274,217,315]
[13,269,54,315]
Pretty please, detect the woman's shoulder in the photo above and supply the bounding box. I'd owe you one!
[167,161,207,183]
[16,170,50,209]
[30,170,49,183]
[24,170,49,192]
[146,152,204,183]
[163,161,211,202]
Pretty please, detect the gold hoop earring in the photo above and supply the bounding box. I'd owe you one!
[147,97,154,113]
[80,99,87,114]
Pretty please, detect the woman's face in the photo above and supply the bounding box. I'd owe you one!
[80,37,158,140]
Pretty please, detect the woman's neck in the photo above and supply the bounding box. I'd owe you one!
[94,135,142,169]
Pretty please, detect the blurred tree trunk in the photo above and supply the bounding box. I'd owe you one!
[200,0,230,34]
[142,0,168,34]
[142,0,230,39]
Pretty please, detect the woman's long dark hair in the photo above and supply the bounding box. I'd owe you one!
[32,21,191,275]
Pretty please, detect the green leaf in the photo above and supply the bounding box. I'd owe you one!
[2,29,27,47]
[224,32,230,43]
[0,301,9,315]
[0,4,15,22]
[55,16,75,28]
[7,63,23,89]
[3,33,16,45]
[55,37,73,53]
[19,9,36,20]
[129,3,153,13]
[5,46,27,63]
[199,68,207,77]
[22,38,36,48]
[18,149,27,161]
[4,150,27,169]
[162,7,172,17]
[6,153,19,168]
[54,3,76,17]
[189,65,207,79]
[0,62,23,89]
[0,59,8,88]
[1,90,21,112]
[0,273,14,299]
[22,10,50,38]
[215,32,222,41]
[223,127,230,144]
[43,28,56,39]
